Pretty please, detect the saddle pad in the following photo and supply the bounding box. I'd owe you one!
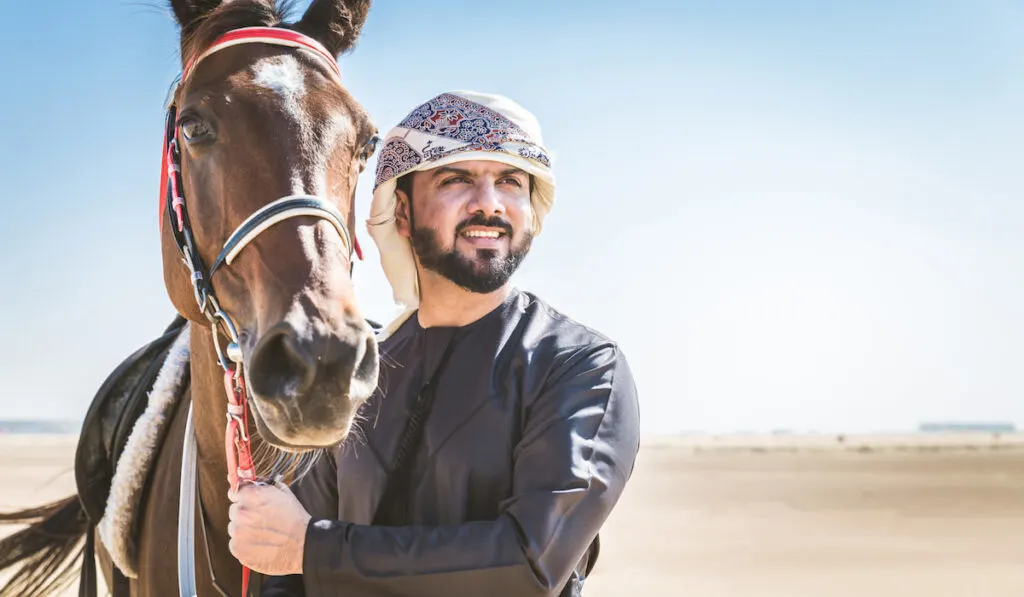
[96,323,191,578]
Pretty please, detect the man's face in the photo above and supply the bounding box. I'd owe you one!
[396,160,534,294]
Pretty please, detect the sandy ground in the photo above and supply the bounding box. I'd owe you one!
[1,434,1022,596]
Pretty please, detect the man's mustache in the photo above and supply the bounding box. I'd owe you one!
[455,214,513,236]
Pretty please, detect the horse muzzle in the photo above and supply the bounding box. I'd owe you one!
[245,318,378,448]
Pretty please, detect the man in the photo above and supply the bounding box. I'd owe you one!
[230,91,641,596]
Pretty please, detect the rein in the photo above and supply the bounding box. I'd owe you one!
[160,26,357,597]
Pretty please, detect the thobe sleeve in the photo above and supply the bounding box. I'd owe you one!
[300,341,641,596]
[260,448,340,596]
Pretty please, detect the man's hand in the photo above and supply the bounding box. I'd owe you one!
[227,481,312,576]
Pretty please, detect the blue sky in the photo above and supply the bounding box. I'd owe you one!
[0,1,1021,434]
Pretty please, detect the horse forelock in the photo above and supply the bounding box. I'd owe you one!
[180,0,299,67]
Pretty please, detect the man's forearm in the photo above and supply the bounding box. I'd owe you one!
[301,514,572,597]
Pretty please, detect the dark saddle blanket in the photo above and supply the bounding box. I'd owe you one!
[74,315,189,554]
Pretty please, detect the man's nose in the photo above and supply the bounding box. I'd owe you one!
[468,181,505,215]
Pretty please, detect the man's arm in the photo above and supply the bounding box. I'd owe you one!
[302,341,641,596]
[260,447,340,596]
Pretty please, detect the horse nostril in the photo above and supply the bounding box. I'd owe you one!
[248,325,316,400]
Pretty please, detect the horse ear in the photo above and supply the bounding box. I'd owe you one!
[295,0,371,57]
[169,0,223,33]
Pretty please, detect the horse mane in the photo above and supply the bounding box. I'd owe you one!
[181,0,298,64]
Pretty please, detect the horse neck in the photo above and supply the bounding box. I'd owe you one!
[188,324,245,587]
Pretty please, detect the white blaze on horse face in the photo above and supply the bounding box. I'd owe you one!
[252,56,312,195]
[252,56,307,110]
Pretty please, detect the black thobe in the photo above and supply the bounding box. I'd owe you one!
[261,288,641,596]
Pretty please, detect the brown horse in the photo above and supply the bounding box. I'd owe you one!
[0,1,378,595]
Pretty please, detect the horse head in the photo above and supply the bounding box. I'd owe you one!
[161,0,379,452]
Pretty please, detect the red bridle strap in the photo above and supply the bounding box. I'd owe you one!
[182,27,341,85]
[224,370,255,596]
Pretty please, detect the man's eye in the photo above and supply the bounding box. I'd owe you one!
[499,177,523,187]
[441,177,469,186]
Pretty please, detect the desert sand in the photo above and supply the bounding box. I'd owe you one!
[1,433,1022,596]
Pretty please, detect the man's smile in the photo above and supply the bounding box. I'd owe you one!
[459,226,507,249]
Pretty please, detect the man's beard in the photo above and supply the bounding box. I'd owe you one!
[409,213,533,294]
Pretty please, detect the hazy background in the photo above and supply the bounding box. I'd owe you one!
[0,0,1020,436]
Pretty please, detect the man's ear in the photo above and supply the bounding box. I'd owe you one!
[394,190,411,238]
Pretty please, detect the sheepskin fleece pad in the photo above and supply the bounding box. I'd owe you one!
[97,323,191,578]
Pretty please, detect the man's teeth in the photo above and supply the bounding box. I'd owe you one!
[464,230,501,238]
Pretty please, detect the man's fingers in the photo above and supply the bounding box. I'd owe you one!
[228,501,264,528]
[228,500,258,520]
[223,479,307,577]
[230,483,271,508]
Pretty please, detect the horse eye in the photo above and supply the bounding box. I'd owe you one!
[361,135,380,160]
[180,117,211,142]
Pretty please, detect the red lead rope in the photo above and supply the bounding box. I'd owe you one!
[224,370,256,595]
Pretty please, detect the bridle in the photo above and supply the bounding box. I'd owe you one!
[162,26,364,372]
[160,26,368,597]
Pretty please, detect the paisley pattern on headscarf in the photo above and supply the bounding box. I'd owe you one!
[374,137,421,186]
[374,93,551,191]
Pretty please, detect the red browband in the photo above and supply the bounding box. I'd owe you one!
[182,27,341,84]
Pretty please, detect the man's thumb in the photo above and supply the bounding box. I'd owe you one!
[273,476,296,495]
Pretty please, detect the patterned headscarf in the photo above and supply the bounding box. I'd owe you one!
[367,91,556,309]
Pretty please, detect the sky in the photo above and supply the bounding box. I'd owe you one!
[0,1,1021,435]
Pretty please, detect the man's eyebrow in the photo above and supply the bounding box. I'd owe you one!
[429,166,528,179]
[430,166,473,179]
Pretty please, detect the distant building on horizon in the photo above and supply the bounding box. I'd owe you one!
[918,422,1016,433]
